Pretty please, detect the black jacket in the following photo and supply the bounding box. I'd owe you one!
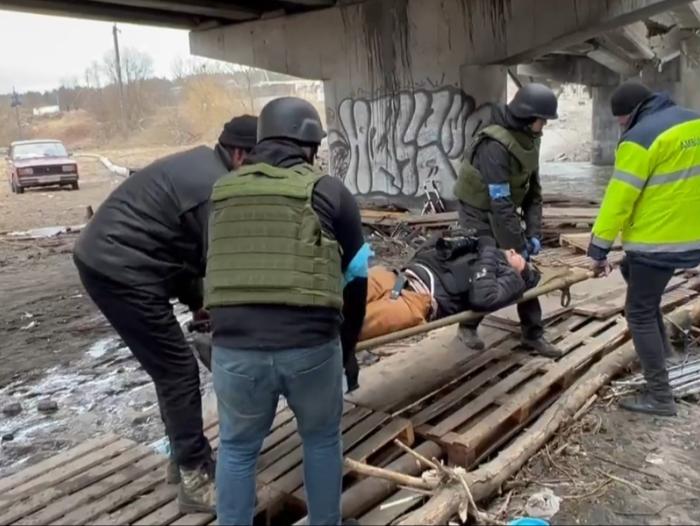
[209,140,368,391]
[459,105,543,253]
[408,238,530,317]
[74,145,232,310]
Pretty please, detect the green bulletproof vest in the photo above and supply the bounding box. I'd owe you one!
[205,162,343,311]
[454,124,540,210]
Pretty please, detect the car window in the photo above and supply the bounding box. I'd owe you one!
[12,142,68,160]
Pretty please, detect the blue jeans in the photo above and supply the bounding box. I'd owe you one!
[212,339,344,526]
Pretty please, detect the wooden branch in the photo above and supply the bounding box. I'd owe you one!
[393,439,440,471]
[344,457,435,491]
[400,298,700,525]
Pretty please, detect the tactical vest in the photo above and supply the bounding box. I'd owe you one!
[409,235,480,316]
[454,124,540,210]
[205,162,343,310]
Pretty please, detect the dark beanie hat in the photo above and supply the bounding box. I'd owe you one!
[610,81,653,117]
[218,115,258,149]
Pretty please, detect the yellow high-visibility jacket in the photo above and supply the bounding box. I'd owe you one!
[591,94,700,260]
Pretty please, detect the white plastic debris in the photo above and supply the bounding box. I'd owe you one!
[525,488,561,520]
[645,453,664,465]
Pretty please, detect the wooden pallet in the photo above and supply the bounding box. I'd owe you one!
[0,405,413,526]
[401,314,628,466]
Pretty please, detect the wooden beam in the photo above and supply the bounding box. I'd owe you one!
[88,0,260,21]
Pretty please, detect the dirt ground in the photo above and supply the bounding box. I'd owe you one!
[487,385,700,525]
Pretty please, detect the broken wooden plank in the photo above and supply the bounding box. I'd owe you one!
[411,355,521,428]
[132,500,181,526]
[3,438,136,503]
[359,489,424,526]
[448,319,628,461]
[49,460,166,525]
[0,434,121,496]
[19,453,165,526]
[96,482,178,525]
[427,358,548,439]
[3,444,154,525]
[258,407,371,485]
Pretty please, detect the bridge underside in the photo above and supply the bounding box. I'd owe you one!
[0,0,336,28]
[2,0,699,200]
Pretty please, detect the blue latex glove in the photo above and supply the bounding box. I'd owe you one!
[527,237,542,256]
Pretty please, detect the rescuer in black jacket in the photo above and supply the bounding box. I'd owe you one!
[73,115,258,514]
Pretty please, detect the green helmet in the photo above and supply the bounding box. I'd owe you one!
[258,97,326,145]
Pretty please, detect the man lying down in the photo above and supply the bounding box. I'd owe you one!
[188,230,541,395]
[359,231,541,342]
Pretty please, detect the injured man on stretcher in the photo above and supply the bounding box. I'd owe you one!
[360,231,541,341]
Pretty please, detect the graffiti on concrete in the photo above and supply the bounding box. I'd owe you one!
[328,87,494,198]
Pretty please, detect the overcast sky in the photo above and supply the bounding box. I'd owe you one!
[0,9,192,94]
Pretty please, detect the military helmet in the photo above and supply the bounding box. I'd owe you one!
[257,96,326,144]
[508,83,559,120]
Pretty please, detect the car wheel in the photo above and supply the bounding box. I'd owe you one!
[71,181,80,191]
[16,184,24,194]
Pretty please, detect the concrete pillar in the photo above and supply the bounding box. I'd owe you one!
[679,35,700,110]
[591,85,619,166]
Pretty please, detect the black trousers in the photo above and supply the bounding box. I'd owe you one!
[462,299,543,340]
[621,257,675,397]
[75,257,212,469]
[458,204,544,340]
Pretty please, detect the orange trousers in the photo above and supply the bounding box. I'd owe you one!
[359,266,432,341]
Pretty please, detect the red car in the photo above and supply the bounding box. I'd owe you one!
[6,139,79,194]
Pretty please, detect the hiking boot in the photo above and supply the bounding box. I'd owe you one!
[457,326,485,350]
[521,336,561,358]
[619,390,677,417]
[177,465,216,514]
[165,458,181,484]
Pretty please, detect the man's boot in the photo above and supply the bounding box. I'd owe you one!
[177,464,216,514]
[619,389,677,417]
[521,336,561,358]
[457,325,485,350]
[165,457,181,484]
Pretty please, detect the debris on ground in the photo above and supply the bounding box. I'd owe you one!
[2,402,22,417]
[525,488,561,520]
[37,399,59,413]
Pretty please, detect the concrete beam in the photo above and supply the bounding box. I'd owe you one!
[517,56,621,86]
[0,0,203,27]
[616,22,656,59]
[479,0,693,65]
[87,0,259,21]
[587,41,640,75]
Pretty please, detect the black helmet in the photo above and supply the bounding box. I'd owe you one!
[257,97,326,144]
[508,83,558,120]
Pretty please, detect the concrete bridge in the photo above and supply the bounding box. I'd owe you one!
[3,0,700,201]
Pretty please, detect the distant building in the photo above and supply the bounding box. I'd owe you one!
[32,105,61,117]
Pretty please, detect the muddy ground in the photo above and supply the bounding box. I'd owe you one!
[488,391,700,525]
[1,147,700,524]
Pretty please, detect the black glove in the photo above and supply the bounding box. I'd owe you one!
[344,352,360,393]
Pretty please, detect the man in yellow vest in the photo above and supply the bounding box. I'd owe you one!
[588,81,700,416]
[206,97,370,525]
[454,83,560,357]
